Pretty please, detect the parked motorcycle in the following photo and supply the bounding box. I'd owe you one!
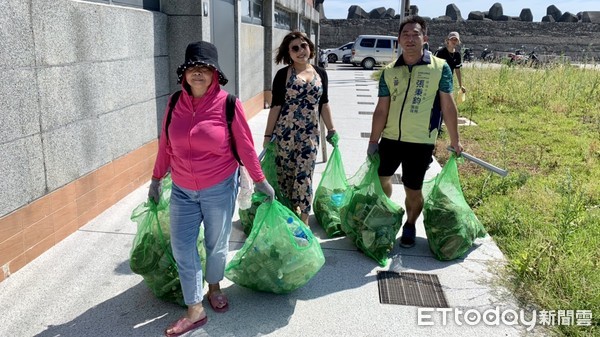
[506,49,544,67]
[318,48,328,68]
[508,50,530,65]
[528,50,540,67]
[463,48,474,62]
[481,48,494,62]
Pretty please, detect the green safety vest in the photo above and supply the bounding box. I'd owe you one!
[382,54,445,144]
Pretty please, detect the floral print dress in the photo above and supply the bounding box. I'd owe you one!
[273,66,323,215]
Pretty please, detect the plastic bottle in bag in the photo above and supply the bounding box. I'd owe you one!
[287,217,309,247]
[238,167,253,209]
[331,193,344,207]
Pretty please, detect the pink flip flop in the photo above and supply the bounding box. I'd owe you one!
[165,316,208,337]
[207,292,229,313]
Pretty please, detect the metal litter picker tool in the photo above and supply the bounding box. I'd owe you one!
[238,136,275,210]
[446,146,508,177]
[258,147,267,161]
[258,135,276,161]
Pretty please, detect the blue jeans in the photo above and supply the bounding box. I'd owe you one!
[169,170,238,305]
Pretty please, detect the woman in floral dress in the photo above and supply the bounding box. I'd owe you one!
[263,31,336,225]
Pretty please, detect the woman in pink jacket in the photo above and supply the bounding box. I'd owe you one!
[148,41,274,337]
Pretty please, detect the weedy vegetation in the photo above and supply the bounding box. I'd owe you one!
[437,62,600,337]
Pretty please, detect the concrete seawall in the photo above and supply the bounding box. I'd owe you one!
[320,19,600,61]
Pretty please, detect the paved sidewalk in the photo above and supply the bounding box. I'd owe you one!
[0,63,542,337]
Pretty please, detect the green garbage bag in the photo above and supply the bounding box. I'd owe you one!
[262,140,292,210]
[340,154,404,266]
[225,200,325,294]
[239,140,291,235]
[238,192,265,236]
[313,134,348,237]
[129,175,207,306]
[422,154,487,261]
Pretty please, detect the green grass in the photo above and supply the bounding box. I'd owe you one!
[435,63,600,336]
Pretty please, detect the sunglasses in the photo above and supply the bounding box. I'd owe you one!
[290,42,309,53]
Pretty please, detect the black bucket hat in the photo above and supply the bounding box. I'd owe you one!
[176,41,228,85]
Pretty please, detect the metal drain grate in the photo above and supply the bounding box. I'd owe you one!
[360,132,371,138]
[358,111,373,115]
[377,271,449,307]
[356,89,370,91]
[357,94,371,97]
[358,101,374,105]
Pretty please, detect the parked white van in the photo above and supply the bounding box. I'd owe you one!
[350,35,399,70]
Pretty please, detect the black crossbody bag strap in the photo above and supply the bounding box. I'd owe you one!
[226,94,243,165]
[164,90,182,142]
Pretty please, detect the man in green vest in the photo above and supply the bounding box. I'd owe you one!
[367,15,463,248]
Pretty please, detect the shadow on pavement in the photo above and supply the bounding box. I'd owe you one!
[388,238,487,273]
[33,264,297,337]
[34,281,183,337]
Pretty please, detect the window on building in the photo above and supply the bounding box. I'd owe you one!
[274,7,292,30]
[241,0,251,17]
[83,0,159,11]
[300,18,310,33]
[115,0,159,10]
[242,0,263,25]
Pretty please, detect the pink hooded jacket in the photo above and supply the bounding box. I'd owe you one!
[152,73,265,190]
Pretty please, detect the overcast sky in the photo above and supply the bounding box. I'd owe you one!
[323,1,600,21]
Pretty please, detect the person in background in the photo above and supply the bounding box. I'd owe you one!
[434,31,466,94]
[263,31,337,225]
[367,16,463,248]
[149,41,275,337]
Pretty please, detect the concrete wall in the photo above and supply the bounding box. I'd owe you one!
[0,0,168,281]
[162,1,206,95]
[320,19,600,61]
[0,0,168,218]
[240,24,267,101]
